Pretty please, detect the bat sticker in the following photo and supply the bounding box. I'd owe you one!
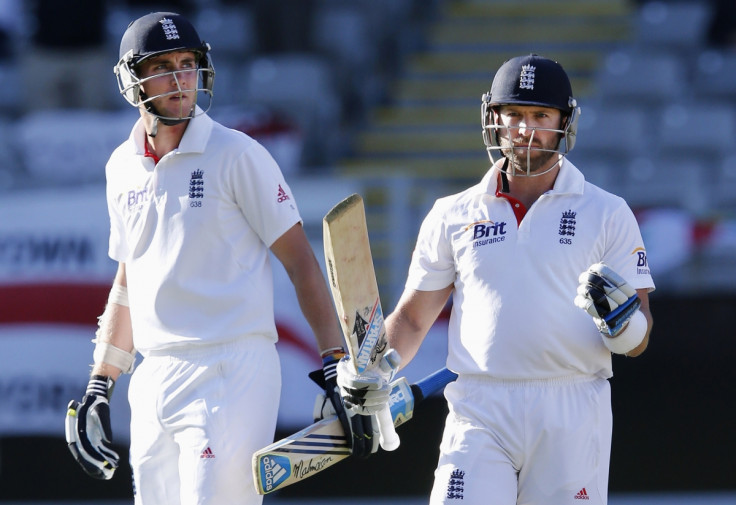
[353,299,385,374]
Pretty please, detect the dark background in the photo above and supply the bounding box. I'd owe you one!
[1,293,733,500]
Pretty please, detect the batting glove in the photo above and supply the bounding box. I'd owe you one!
[336,349,400,416]
[65,375,119,480]
[309,350,378,458]
[575,262,642,337]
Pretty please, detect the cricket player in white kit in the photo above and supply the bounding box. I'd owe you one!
[338,54,655,504]
[64,12,374,505]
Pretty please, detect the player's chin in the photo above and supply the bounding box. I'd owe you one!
[509,157,552,175]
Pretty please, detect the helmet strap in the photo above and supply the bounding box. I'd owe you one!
[500,159,510,193]
[149,116,159,138]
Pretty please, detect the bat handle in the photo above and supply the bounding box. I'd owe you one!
[376,405,400,451]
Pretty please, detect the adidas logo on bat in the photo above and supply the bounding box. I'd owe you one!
[259,455,290,492]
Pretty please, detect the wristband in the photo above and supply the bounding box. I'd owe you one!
[320,346,346,360]
[601,310,647,355]
[321,347,345,387]
[86,375,114,399]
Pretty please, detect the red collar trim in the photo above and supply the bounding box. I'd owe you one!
[144,139,160,164]
[495,174,527,225]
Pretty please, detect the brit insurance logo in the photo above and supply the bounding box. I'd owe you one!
[632,246,650,276]
[467,219,507,248]
[126,186,149,212]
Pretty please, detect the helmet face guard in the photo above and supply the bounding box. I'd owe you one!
[113,12,215,123]
[481,54,581,177]
[115,49,215,122]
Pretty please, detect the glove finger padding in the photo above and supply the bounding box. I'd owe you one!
[65,397,119,480]
[340,384,391,410]
[575,262,636,319]
[575,262,642,337]
[336,357,392,416]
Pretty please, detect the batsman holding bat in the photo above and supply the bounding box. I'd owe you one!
[338,54,654,504]
[64,12,373,504]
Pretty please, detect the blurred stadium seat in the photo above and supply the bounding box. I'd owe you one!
[311,4,383,118]
[573,102,651,164]
[633,1,713,54]
[654,102,736,164]
[0,61,21,116]
[620,156,708,214]
[195,5,257,59]
[594,50,688,106]
[715,154,736,209]
[692,49,736,100]
[240,53,342,167]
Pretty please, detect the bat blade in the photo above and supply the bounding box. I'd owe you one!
[323,193,386,374]
[323,193,400,449]
[252,368,458,495]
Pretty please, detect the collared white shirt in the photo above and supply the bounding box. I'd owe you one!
[105,109,301,354]
[407,159,654,379]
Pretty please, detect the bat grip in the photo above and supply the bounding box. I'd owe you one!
[376,405,400,451]
[415,368,459,401]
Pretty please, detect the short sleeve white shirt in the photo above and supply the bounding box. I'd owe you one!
[105,110,301,354]
[406,159,654,379]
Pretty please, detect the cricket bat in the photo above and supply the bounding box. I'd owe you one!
[252,367,458,495]
[322,193,399,451]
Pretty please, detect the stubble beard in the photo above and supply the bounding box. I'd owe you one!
[501,144,558,175]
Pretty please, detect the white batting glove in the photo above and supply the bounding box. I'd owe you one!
[336,350,400,416]
[575,262,642,337]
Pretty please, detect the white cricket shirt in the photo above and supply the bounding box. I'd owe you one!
[407,159,654,379]
[105,110,301,354]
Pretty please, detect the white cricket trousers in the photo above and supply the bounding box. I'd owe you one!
[128,337,281,505]
[429,375,612,505]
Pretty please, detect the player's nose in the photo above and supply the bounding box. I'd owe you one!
[173,71,186,87]
[516,120,531,136]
